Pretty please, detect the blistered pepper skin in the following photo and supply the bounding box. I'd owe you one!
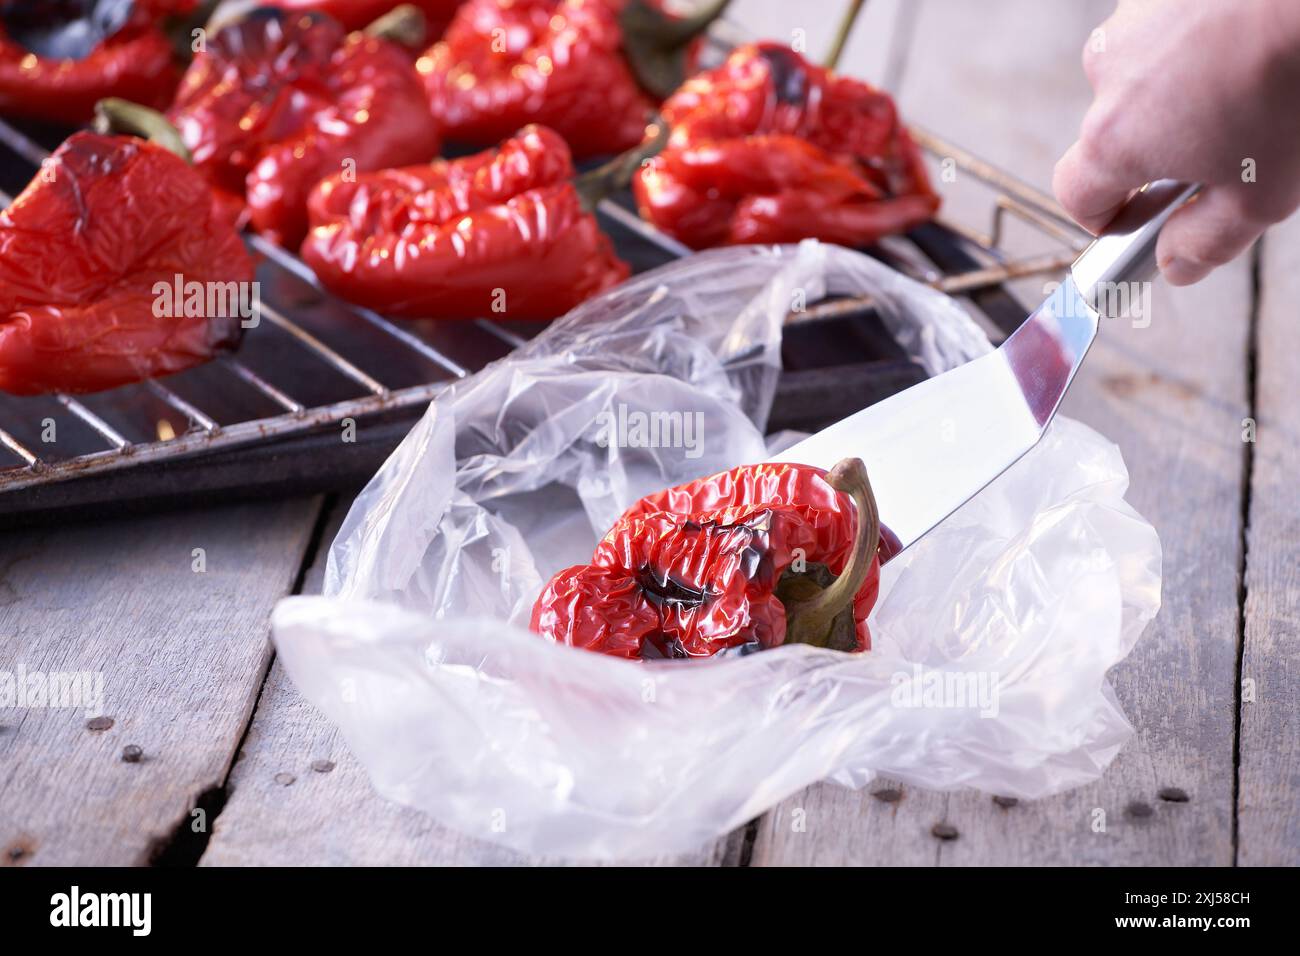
[168,10,441,247]
[0,4,183,123]
[531,462,882,660]
[0,132,254,395]
[633,42,940,249]
[302,124,628,320]
[263,0,463,33]
[418,0,652,160]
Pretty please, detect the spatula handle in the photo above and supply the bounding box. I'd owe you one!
[1070,180,1201,311]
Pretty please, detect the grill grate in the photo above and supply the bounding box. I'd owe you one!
[0,26,1089,522]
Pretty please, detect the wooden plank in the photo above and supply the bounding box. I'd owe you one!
[1237,216,1300,866]
[199,496,738,865]
[0,496,323,866]
[753,0,1249,866]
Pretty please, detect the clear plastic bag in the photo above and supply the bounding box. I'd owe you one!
[272,241,1160,859]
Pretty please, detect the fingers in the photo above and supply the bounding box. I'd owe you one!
[1057,24,1162,237]
[1053,135,1147,236]
[1154,185,1266,285]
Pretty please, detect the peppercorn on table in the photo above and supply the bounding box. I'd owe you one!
[1,0,1294,867]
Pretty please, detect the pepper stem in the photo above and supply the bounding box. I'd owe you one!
[620,0,733,98]
[93,98,192,163]
[781,457,880,648]
[823,0,867,71]
[573,116,670,213]
[364,3,427,47]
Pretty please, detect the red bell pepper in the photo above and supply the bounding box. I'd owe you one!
[262,0,463,34]
[0,0,195,123]
[0,104,254,396]
[417,0,723,160]
[532,458,882,659]
[167,7,441,247]
[633,42,940,249]
[419,0,648,160]
[301,124,630,320]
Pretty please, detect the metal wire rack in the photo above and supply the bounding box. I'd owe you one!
[0,25,1090,522]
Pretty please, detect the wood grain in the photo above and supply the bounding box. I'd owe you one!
[1237,216,1300,866]
[752,0,1250,866]
[0,497,323,866]
[199,497,737,866]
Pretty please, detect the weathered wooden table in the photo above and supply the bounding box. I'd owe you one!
[1,0,1294,866]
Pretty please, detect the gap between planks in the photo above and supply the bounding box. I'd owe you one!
[0,495,328,866]
[149,494,341,866]
[1235,215,1300,866]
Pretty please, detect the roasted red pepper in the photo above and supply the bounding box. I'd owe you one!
[302,123,632,320]
[418,0,648,159]
[0,114,254,395]
[0,0,194,123]
[633,42,939,249]
[531,458,882,660]
[263,0,463,34]
[167,8,441,247]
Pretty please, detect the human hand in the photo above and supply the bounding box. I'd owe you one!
[1054,0,1300,285]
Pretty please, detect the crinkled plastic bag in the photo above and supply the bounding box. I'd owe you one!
[272,241,1160,859]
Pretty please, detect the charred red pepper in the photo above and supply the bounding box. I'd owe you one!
[633,42,940,249]
[302,123,645,320]
[419,0,648,160]
[417,0,722,160]
[0,0,195,123]
[531,458,882,660]
[0,102,254,396]
[263,0,462,34]
[167,7,441,247]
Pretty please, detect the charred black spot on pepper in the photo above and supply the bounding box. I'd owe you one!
[757,45,810,106]
[738,544,764,582]
[640,632,691,659]
[637,564,714,609]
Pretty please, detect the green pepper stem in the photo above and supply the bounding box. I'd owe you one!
[782,457,880,648]
[93,99,192,164]
[823,0,867,71]
[620,0,732,98]
[365,3,427,47]
[573,116,670,213]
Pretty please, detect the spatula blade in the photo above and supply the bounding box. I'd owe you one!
[769,276,1099,555]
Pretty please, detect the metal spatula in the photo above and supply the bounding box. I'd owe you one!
[770,180,1199,558]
